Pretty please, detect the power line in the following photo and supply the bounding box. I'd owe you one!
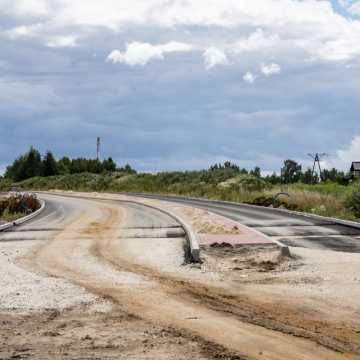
[307,153,328,182]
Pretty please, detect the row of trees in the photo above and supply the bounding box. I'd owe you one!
[4,147,136,182]
[2,148,349,186]
[275,159,348,185]
[209,160,348,185]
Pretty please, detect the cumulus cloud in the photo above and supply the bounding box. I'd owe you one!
[243,71,256,84]
[37,0,355,31]
[46,35,77,48]
[260,63,281,76]
[348,2,360,15]
[107,41,194,66]
[203,47,228,69]
[231,29,279,53]
[6,25,39,38]
[324,136,360,171]
[3,24,77,48]
[0,0,50,17]
[2,0,360,63]
[338,0,360,15]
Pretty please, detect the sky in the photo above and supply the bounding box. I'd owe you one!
[1,0,360,175]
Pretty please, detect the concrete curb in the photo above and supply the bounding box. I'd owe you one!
[143,197,290,257]
[244,225,291,257]
[36,191,201,263]
[125,200,201,263]
[0,199,45,232]
[127,192,291,256]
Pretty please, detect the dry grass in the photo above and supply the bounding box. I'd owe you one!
[0,209,26,222]
[279,190,353,219]
[0,193,40,223]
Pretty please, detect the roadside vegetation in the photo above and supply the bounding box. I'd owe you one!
[0,147,359,222]
[0,193,40,223]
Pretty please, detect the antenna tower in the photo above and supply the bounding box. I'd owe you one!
[307,153,328,182]
[96,137,101,161]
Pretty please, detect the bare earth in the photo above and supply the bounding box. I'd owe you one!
[1,192,360,359]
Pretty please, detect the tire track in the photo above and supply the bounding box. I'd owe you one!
[31,197,358,360]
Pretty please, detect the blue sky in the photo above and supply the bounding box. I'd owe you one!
[1,0,360,174]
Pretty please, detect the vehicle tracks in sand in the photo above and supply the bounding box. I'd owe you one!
[30,198,359,360]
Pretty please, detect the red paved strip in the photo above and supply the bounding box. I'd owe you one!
[199,233,274,246]
[198,220,274,246]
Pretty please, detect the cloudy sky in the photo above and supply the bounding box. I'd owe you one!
[1,0,360,174]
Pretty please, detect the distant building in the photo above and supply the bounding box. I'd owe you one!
[350,162,360,178]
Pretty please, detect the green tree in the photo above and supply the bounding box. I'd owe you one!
[22,147,43,180]
[5,147,43,181]
[43,151,59,177]
[265,172,281,184]
[301,168,318,184]
[4,156,25,181]
[102,157,117,172]
[70,158,88,174]
[250,166,261,178]
[57,156,71,175]
[345,182,360,217]
[282,159,302,184]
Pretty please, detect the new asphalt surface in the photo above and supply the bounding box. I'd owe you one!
[130,194,360,253]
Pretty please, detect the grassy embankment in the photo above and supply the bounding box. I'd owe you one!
[0,171,359,222]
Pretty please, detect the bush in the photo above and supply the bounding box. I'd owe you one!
[0,194,40,218]
[345,182,360,218]
[218,174,269,192]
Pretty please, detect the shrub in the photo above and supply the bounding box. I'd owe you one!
[345,182,360,218]
[218,174,269,192]
[0,194,40,218]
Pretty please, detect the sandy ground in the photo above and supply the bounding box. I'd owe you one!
[1,192,360,359]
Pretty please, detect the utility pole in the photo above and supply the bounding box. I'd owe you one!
[307,153,328,182]
[96,137,101,161]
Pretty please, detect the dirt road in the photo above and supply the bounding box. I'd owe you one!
[1,193,360,359]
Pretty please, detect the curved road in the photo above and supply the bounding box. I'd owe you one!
[1,193,357,359]
[131,193,360,252]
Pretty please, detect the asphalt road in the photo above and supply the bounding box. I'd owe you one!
[131,194,360,253]
[3,192,360,252]
[0,194,183,244]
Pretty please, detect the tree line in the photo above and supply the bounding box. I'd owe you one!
[3,148,349,186]
[209,159,349,185]
[4,147,136,182]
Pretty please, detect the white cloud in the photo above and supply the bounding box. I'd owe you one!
[2,0,360,63]
[261,63,281,76]
[0,0,50,17]
[107,41,193,66]
[348,2,360,15]
[45,0,352,31]
[338,0,360,15]
[243,71,256,84]
[3,24,78,48]
[203,47,228,69]
[6,25,38,38]
[46,35,77,48]
[323,136,360,171]
[231,29,279,53]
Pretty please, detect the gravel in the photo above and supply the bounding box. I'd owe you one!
[0,239,108,313]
